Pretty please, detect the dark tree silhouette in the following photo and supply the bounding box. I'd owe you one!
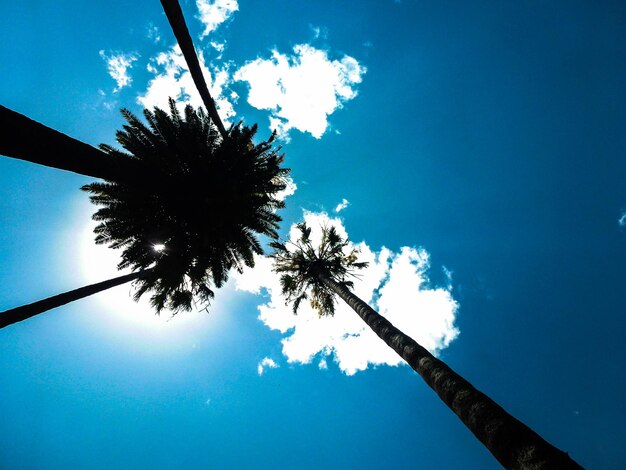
[271,223,583,470]
[1,100,288,326]
[159,0,228,139]
[0,0,287,325]
[0,1,224,179]
[0,105,142,182]
[0,271,150,329]
[0,3,226,173]
[83,99,288,312]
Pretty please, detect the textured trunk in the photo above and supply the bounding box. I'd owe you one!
[0,270,150,329]
[0,105,140,183]
[159,0,228,139]
[318,273,582,469]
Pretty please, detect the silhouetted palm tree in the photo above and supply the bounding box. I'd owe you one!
[271,222,582,470]
[83,99,288,312]
[0,1,223,178]
[160,0,227,139]
[1,100,288,327]
[0,104,144,182]
[0,271,150,329]
[0,0,228,179]
[2,0,281,328]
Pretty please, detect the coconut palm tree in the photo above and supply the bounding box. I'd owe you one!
[159,0,227,139]
[271,222,582,470]
[1,99,288,327]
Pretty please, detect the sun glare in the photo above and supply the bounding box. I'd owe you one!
[153,243,166,252]
[77,216,199,334]
[58,199,237,354]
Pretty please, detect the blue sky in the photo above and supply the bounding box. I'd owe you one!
[1,0,625,468]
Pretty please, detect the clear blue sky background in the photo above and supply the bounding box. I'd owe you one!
[1,1,625,468]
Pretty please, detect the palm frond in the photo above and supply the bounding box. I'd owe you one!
[271,223,367,317]
[83,98,289,314]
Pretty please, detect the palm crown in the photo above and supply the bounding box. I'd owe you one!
[271,222,368,316]
[82,98,289,313]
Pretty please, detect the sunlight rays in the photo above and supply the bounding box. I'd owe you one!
[70,199,215,335]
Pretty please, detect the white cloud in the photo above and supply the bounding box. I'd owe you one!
[210,41,225,53]
[100,51,139,92]
[310,25,328,40]
[276,178,297,202]
[234,44,366,139]
[95,88,117,111]
[138,44,235,121]
[234,211,459,376]
[196,0,238,38]
[257,357,279,375]
[147,23,161,43]
[334,198,349,213]
[619,212,626,227]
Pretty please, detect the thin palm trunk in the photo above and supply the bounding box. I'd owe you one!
[0,105,139,182]
[0,269,150,329]
[159,0,228,139]
[317,272,582,469]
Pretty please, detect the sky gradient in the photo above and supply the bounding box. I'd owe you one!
[1,1,625,468]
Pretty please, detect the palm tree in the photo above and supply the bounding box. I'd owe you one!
[271,223,582,469]
[83,98,288,312]
[0,2,224,178]
[0,104,144,182]
[159,0,228,139]
[0,4,224,173]
[1,99,288,327]
[2,0,283,328]
[0,271,150,329]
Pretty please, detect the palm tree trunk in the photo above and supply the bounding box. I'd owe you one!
[0,269,150,329]
[0,105,139,182]
[317,272,582,469]
[159,0,228,139]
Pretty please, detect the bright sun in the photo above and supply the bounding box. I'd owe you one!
[77,217,198,332]
[64,199,235,350]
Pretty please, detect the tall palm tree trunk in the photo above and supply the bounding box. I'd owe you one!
[0,105,138,182]
[0,270,150,329]
[317,272,582,469]
[159,0,228,139]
